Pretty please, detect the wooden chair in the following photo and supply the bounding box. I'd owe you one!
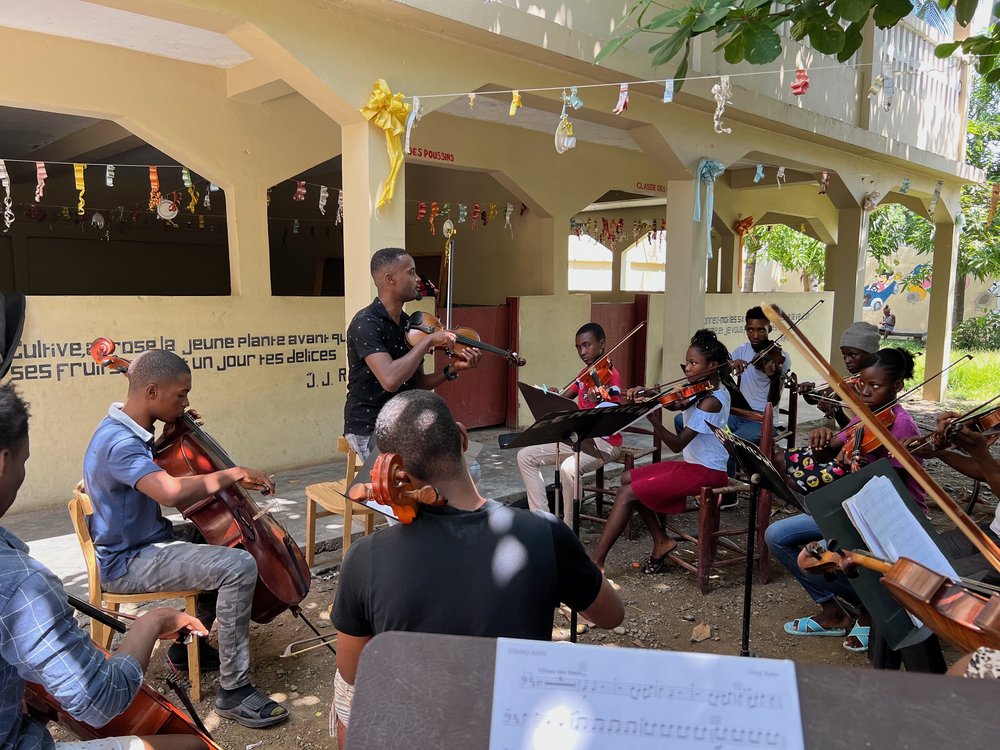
[580,427,662,528]
[661,404,775,594]
[68,486,202,701]
[304,437,377,566]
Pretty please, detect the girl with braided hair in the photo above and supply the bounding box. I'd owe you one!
[590,329,732,575]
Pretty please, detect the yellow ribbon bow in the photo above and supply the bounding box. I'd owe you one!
[360,79,411,209]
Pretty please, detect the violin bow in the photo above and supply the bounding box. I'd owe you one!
[558,320,646,395]
[763,303,1000,573]
[907,392,1000,452]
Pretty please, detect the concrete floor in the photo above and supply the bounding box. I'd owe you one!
[3,400,824,597]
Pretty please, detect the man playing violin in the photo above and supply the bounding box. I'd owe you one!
[798,322,880,428]
[344,247,481,460]
[331,390,624,749]
[516,323,622,524]
[82,351,288,729]
[728,306,791,444]
[0,383,208,750]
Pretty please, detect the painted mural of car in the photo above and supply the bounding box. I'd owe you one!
[863,264,932,310]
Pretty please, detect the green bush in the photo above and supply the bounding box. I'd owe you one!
[953,314,1000,350]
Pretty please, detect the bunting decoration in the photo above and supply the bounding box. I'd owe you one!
[711,76,732,134]
[612,84,629,115]
[74,163,87,215]
[292,181,307,201]
[318,186,329,215]
[662,80,674,103]
[504,202,514,236]
[105,164,115,188]
[565,86,584,110]
[928,179,943,217]
[900,177,911,195]
[509,91,522,117]
[0,161,13,230]
[776,166,786,189]
[35,162,47,202]
[359,78,411,209]
[405,96,423,154]
[693,158,725,259]
[336,189,344,226]
[429,201,440,235]
[790,68,809,96]
[818,171,829,195]
[148,167,161,211]
[753,164,764,184]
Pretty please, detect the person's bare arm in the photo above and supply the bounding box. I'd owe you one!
[136,466,274,508]
[580,578,625,629]
[115,608,207,672]
[365,329,457,393]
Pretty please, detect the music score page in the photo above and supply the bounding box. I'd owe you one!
[489,639,804,750]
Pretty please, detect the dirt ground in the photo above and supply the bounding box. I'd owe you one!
[61,399,995,750]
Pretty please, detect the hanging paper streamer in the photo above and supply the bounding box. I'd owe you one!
[293,181,307,201]
[0,161,13,231]
[471,203,480,230]
[881,74,896,111]
[509,91,522,117]
[612,84,629,115]
[662,80,674,103]
[336,189,344,226]
[776,166,786,189]
[458,204,468,223]
[487,203,498,223]
[928,179,943,217]
[181,168,192,188]
[468,93,476,109]
[481,208,489,226]
[753,164,764,184]
[441,203,450,217]
[554,114,576,154]
[198,215,205,229]
[693,158,725,259]
[429,201,440,235]
[416,201,427,222]
[566,86,584,110]
[868,74,885,98]
[520,203,528,216]
[900,177,911,195]
[318,186,329,215]
[988,184,1000,226]
[74,163,87,215]
[180,168,198,212]
[504,203,514,236]
[818,171,829,195]
[712,76,732,134]
[790,68,809,96]
[34,162,47,202]
[148,167,161,211]
[293,219,300,234]
[105,164,115,188]
[359,79,411,209]
[405,96,423,154]
[862,191,881,212]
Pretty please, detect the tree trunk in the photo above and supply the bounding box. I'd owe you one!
[742,255,757,293]
[952,274,967,326]
[801,270,812,292]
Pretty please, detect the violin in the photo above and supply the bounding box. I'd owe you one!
[405,310,525,367]
[347,452,444,524]
[633,380,714,408]
[800,542,1000,654]
[798,374,862,407]
[23,596,219,749]
[750,340,786,372]
[837,406,897,471]
[558,321,645,401]
[89,338,313,625]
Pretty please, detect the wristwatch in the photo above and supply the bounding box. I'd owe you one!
[443,364,459,381]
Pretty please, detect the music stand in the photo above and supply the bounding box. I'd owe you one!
[710,426,803,657]
[501,400,660,641]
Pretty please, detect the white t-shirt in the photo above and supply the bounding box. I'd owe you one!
[681,384,731,473]
[732,341,791,412]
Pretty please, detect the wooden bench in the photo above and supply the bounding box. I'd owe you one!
[883,330,926,343]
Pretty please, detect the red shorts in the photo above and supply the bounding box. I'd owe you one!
[629,461,728,514]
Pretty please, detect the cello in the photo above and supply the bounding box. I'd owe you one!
[23,596,220,749]
[89,337,315,628]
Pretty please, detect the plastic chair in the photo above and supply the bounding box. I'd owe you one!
[69,485,203,701]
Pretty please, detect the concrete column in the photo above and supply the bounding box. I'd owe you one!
[924,221,959,401]
[550,213,570,296]
[824,208,867,367]
[717,233,739,293]
[224,180,271,298]
[662,180,707,379]
[707,250,721,293]
[341,121,407,320]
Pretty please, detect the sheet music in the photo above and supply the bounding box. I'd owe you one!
[841,475,958,578]
[489,639,804,750]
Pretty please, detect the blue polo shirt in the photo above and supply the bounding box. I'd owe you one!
[82,404,173,583]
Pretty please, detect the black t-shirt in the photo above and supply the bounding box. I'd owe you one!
[332,500,603,641]
[344,298,422,435]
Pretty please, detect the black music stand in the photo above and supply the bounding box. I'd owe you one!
[501,400,660,641]
[710,426,803,658]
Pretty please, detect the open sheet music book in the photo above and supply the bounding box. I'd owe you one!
[841,475,960,625]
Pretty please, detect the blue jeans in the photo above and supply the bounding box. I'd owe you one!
[763,513,860,607]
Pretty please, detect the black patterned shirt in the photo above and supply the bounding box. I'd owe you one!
[344,297,422,436]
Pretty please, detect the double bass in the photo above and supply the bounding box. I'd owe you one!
[89,338,311,625]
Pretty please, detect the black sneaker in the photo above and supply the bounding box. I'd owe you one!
[167,640,221,672]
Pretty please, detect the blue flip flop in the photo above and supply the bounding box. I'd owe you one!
[783,616,848,637]
[843,623,870,652]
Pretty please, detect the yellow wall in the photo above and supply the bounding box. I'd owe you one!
[12,296,345,511]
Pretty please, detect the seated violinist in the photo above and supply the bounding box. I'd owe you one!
[766,348,924,653]
[728,306,791,443]
[516,323,622,525]
[798,322,880,427]
[331,390,624,749]
[590,330,732,575]
[908,412,1000,581]
[0,383,207,750]
[82,350,288,728]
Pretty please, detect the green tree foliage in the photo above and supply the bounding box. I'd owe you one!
[595,1,984,88]
[866,203,933,283]
[743,224,826,289]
